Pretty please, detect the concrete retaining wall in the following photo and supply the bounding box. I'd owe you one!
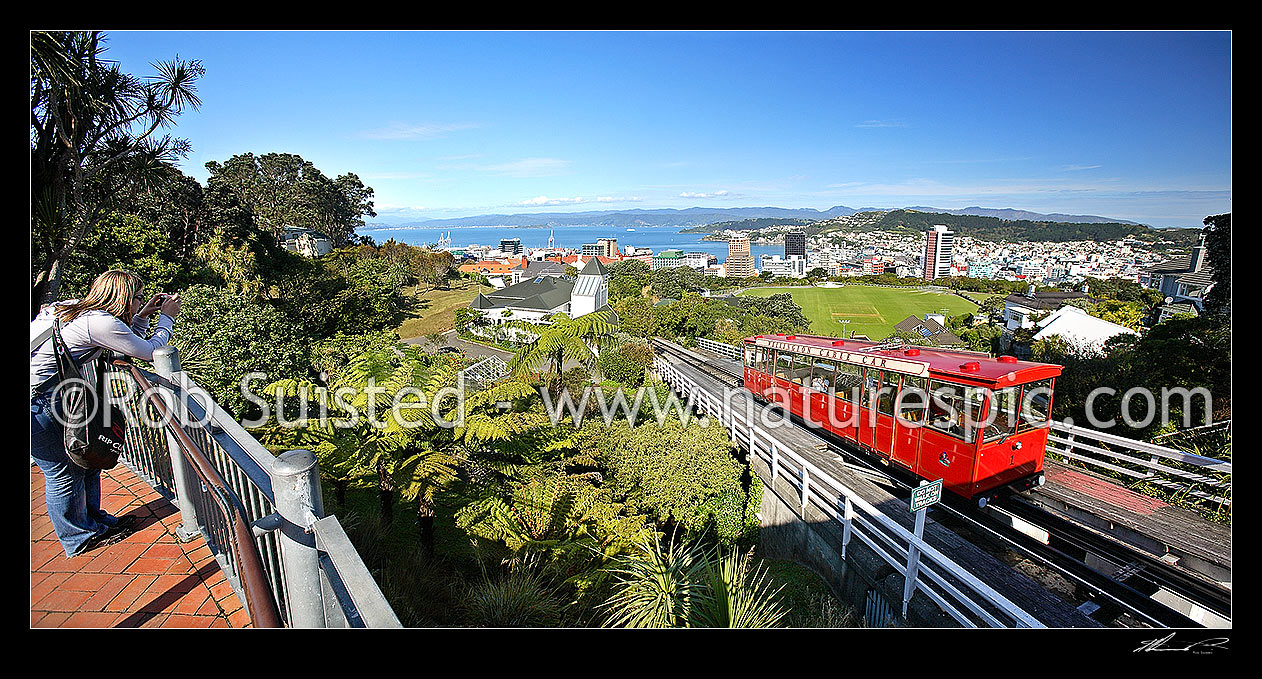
[751,454,956,628]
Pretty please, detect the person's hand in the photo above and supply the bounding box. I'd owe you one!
[159,293,181,319]
[137,293,165,317]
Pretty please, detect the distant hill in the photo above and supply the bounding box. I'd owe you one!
[680,217,820,234]
[369,206,857,230]
[816,209,1200,244]
[904,206,1140,225]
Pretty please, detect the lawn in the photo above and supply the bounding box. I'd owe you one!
[739,285,979,340]
[394,283,492,339]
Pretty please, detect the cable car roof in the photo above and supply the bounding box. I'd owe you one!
[748,334,1063,385]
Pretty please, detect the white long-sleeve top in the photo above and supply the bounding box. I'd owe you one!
[30,301,175,397]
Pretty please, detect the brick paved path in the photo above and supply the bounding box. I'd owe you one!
[31,463,251,628]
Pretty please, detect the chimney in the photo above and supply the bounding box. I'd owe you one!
[1026,284,1036,298]
[1190,234,1208,272]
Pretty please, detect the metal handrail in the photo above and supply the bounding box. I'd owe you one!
[116,359,284,628]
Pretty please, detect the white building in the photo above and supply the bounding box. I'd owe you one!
[469,256,612,325]
[760,254,807,278]
[280,226,334,257]
[1033,306,1137,354]
[922,225,954,280]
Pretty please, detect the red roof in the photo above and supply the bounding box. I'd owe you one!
[748,333,1062,385]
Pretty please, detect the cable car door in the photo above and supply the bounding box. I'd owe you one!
[892,376,927,469]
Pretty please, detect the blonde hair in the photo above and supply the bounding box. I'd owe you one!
[56,270,145,325]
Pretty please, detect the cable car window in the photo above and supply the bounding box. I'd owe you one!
[791,353,814,385]
[983,386,1020,442]
[810,359,837,392]
[755,347,769,374]
[897,376,928,423]
[834,362,863,402]
[745,345,756,369]
[775,351,793,380]
[877,371,899,416]
[1018,378,1054,432]
[927,380,979,443]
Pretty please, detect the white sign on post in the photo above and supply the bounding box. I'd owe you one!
[909,478,943,513]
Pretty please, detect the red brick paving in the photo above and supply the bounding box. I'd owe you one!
[30,463,251,628]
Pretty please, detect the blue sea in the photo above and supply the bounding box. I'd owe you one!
[363,224,783,263]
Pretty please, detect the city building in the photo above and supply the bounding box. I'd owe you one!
[862,257,885,275]
[922,225,954,280]
[499,238,523,255]
[597,238,619,258]
[725,234,755,278]
[760,254,807,278]
[652,249,685,270]
[683,252,713,269]
[966,262,995,279]
[784,231,807,258]
[581,243,604,257]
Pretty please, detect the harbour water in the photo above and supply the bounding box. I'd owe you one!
[363,223,784,263]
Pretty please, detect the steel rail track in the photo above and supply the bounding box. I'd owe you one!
[652,339,1231,627]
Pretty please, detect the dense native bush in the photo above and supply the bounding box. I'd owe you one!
[594,417,756,546]
[597,341,654,387]
[59,212,190,300]
[169,284,310,416]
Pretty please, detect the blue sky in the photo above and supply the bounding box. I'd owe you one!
[100,30,1231,228]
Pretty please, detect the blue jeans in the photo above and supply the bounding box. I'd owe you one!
[30,393,121,556]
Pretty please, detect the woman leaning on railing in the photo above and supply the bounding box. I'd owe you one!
[29,270,181,558]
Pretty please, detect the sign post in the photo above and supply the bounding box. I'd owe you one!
[902,479,943,617]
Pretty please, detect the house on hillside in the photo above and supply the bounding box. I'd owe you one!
[1031,305,1137,354]
[888,314,965,348]
[280,226,334,257]
[1141,234,1215,322]
[1002,288,1092,331]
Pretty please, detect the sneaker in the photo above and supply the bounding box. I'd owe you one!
[73,523,134,556]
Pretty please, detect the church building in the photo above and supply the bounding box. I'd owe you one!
[469,256,617,325]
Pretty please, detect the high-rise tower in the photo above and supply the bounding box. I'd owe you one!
[726,234,754,278]
[784,231,806,259]
[922,225,954,280]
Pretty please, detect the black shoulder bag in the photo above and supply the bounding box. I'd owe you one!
[51,318,127,470]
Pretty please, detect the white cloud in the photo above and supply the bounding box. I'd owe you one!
[509,194,643,207]
[513,195,586,207]
[357,122,479,140]
[680,190,731,199]
[484,157,572,177]
[1062,164,1103,171]
[855,119,907,128]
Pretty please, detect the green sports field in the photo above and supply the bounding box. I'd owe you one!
[738,285,979,340]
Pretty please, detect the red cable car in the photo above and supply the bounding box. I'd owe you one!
[742,334,1061,503]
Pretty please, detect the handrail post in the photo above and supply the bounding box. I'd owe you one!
[153,346,202,542]
[273,448,326,628]
[902,505,927,618]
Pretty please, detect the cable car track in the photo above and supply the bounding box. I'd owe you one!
[653,339,1231,628]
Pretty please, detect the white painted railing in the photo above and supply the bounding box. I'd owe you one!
[1046,421,1231,507]
[696,336,743,361]
[653,356,1046,629]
